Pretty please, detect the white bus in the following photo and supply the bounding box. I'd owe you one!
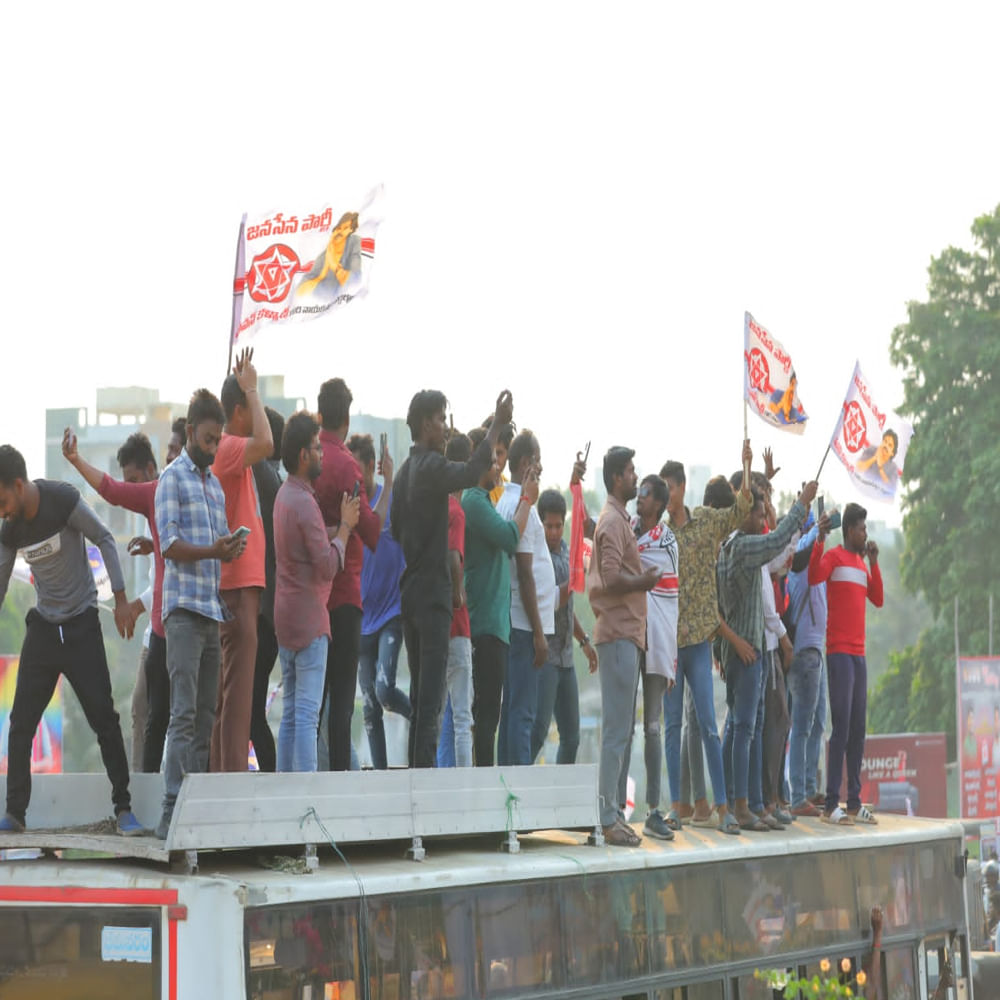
[0,768,973,999]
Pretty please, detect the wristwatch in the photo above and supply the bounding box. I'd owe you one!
[578,633,591,649]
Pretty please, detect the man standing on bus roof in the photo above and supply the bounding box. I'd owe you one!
[0,444,144,835]
[589,447,660,847]
[391,388,515,767]
[716,478,815,831]
[809,502,883,826]
[155,389,246,839]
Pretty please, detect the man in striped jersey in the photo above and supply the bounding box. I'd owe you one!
[808,502,883,825]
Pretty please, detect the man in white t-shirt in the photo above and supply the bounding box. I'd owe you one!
[632,474,678,839]
[496,430,556,765]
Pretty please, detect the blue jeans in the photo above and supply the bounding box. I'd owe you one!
[278,635,329,772]
[722,651,763,805]
[531,661,580,764]
[437,696,455,767]
[498,628,544,766]
[665,641,728,808]
[787,646,825,806]
[358,617,411,770]
[826,653,867,813]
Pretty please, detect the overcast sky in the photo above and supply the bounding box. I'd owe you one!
[3,3,997,524]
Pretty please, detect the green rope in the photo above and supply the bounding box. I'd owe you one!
[299,807,371,1000]
[499,773,521,835]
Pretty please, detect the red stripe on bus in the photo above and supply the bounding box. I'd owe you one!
[169,912,179,1000]
[0,886,178,905]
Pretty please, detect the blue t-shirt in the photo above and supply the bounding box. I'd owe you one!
[360,484,405,635]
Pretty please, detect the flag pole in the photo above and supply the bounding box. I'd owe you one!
[228,214,247,376]
[815,442,832,480]
[743,399,751,488]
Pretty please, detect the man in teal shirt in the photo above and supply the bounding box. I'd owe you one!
[462,456,536,765]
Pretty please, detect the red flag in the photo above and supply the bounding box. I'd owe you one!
[569,482,586,593]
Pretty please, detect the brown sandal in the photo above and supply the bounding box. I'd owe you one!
[603,822,641,847]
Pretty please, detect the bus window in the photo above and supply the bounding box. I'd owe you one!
[363,889,474,1000]
[0,905,160,1000]
[245,900,358,1000]
[474,880,562,995]
[646,863,726,972]
[883,945,917,999]
[561,871,646,988]
[721,852,856,961]
[916,845,964,932]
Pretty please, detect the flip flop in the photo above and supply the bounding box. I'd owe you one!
[849,805,878,825]
[690,813,718,828]
[718,812,742,836]
[665,809,683,830]
[738,815,770,832]
[821,806,854,826]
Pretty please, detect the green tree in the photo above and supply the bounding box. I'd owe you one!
[869,204,1000,747]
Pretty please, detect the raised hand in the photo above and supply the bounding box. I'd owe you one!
[799,479,819,507]
[233,347,258,393]
[763,447,780,481]
[521,466,540,506]
[494,389,513,427]
[62,427,79,463]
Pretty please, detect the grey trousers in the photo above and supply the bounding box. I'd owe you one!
[641,664,669,810]
[680,683,707,803]
[598,639,641,827]
[162,610,220,820]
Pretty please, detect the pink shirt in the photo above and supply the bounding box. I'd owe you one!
[273,476,345,651]
[98,475,165,637]
[213,433,266,591]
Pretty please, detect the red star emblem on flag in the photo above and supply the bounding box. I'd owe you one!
[841,400,868,453]
[247,243,300,304]
[746,348,772,393]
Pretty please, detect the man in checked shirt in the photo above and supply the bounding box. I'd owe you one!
[154,389,246,839]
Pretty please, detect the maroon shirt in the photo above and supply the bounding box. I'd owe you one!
[98,475,165,638]
[314,429,380,611]
[273,475,345,651]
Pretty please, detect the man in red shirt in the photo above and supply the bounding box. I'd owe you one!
[211,348,273,772]
[314,378,391,770]
[809,501,884,825]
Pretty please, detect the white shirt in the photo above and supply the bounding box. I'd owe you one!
[634,517,678,681]
[495,481,556,634]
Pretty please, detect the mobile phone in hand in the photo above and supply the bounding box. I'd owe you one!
[352,480,360,499]
[817,495,824,517]
[232,525,251,541]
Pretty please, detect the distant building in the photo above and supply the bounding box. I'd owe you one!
[685,464,712,509]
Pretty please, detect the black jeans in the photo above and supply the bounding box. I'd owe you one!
[471,633,509,766]
[141,630,169,773]
[402,605,452,768]
[250,614,278,772]
[8,607,131,823]
[324,604,362,771]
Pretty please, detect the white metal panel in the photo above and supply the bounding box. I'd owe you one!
[166,770,415,850]
[408,765,598,836]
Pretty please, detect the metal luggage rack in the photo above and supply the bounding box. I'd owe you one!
[0,765,601,872]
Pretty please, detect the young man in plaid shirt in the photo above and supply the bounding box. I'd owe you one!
[154,389,246,839]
